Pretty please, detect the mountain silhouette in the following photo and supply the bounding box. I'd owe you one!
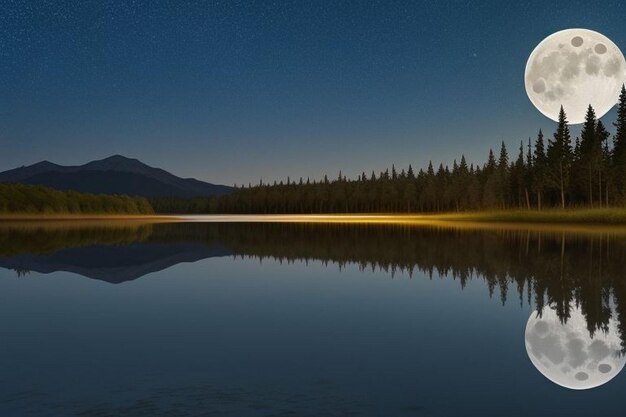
[0,155,232,198]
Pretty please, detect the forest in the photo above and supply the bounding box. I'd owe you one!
[6,88,626,216]
[152,85,626,214]
[0,183,154,215]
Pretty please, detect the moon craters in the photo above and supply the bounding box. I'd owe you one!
[575,372,589,381]
[525,300,626,389]
[533,78,546,94]
[526,29,626,124]
[599,364,612,374]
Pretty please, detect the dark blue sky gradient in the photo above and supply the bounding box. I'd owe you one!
[1,0,625,185]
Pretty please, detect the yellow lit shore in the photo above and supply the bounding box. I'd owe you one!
[173,210,626,235]
[4,209,626,235]
[2,208,626,224]
[180,208,626,226]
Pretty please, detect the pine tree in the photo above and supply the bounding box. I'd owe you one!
[482,149,498,208]
[579,105,597,206]
[603,138,611,206]
[525,137,533,209]
[498,141,509,169]
[513,141,527,208]
[547,106,572,208]
[423,163,440,211]
[407,164,415,180]
[455,156,469,210]
[485,149,496,173]
[596,120,610,207]
[459,155,468,173]
[613,84,626,200]
[498,142,509,208]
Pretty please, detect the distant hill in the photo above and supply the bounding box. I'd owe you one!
[0,155,233,198]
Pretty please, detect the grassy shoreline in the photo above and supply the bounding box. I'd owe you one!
[428,208,626,224]
[4,210,626,236]
[0,214,179,222]
[2,208,626,224]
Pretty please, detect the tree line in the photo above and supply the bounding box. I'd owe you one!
[0,183,154,215]
[8,86,626,215]
[152,85,626,214]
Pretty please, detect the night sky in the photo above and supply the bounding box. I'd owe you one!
[2,0,626,185]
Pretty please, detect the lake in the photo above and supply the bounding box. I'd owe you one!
[0,218,625,416]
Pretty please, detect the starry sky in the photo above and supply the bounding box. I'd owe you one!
[1,0,625,185]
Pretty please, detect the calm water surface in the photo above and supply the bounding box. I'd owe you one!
[0,220,625,416]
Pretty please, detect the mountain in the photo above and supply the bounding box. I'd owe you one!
[0,155,233,198]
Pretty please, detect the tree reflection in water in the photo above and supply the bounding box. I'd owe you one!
[2,220,626,357]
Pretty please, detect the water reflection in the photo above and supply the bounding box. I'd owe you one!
[2,220,626,389]
[525,303,625,389]
[0,222,229,282]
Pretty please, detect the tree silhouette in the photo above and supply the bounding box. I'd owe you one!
[613,84,626,201]
[578,105,599,206]
[532,130,547,210]
[145,102,626,215]
[547,106,572,208]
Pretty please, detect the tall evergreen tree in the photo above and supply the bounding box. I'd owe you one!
[456,155,470,210]
[533,130,547,209]
[482,149,498,208]
[578,105,598,206]
[547,106,572,208]
[524,137,533,209]
[613,84,626,201]
[485,149,496,173]
[596,120,610,207]
[498,141,509,169]
[407,164,415,179]
[498,142,509,208]
[603,137,611,207]
[513,141,526,208]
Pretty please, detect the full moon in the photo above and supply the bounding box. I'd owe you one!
[525,304,626,390]
[525,28,626,124]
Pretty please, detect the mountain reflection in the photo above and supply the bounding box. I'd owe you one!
[2,220,626,357]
